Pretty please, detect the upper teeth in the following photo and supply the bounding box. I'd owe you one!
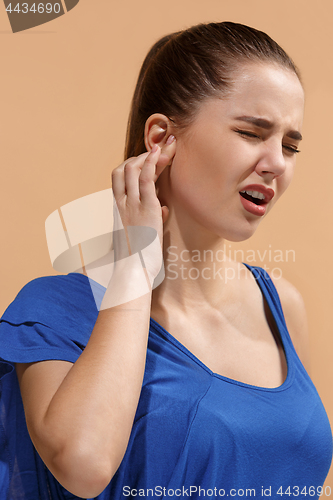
[240,190,265,200]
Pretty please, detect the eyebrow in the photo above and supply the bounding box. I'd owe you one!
[234,115,303,141]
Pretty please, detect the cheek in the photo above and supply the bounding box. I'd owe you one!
[168,142,204,195]
[168,157,213,219]
[172,136,235,188]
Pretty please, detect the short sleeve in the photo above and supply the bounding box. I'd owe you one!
[0,272,105,366]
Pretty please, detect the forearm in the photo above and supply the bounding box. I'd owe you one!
[24,266,153,495]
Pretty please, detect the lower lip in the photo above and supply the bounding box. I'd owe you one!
[239,193,267,216]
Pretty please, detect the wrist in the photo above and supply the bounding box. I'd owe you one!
[100,253,151,310]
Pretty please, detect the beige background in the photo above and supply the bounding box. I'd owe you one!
[1,0,332,487]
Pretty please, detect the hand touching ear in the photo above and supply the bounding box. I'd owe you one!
[144,114,177,168]
[112,143,171,254]
[144,113,178,225]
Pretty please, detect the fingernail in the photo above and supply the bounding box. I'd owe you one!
[166,135,175,145]
[151,144,159,153]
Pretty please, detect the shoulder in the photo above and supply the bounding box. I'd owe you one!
[270,274,311,372]
[1,272,100,328]
[15,272,90,300]
[0,273,101,364]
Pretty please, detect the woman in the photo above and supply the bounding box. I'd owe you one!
[0,21,332,500]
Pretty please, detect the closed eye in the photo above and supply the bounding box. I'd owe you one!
[283,145,301,155]
[235,130,301,155]
[235,130,259,139]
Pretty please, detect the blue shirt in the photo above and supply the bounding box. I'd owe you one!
[0,265,332,499]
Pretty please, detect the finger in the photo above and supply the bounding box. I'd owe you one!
[112,190,125,231]
[112,152,149,199]
[124,153,150,201]
[153,154,171,181]
[111,165,125,199]
[139,146,161,203]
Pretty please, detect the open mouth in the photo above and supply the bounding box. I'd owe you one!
[239,191,266,206]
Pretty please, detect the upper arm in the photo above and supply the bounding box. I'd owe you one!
[271,275,311,373]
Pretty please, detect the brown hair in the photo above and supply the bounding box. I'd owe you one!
[124,21,301,159]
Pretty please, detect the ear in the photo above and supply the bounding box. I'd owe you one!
[144,113,176,168]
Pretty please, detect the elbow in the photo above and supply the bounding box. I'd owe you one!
[30,421,127,497]
[49,441,116,498]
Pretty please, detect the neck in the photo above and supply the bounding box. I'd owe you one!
[151,209,245,315]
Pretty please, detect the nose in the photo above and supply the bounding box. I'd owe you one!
[254,141,287,180]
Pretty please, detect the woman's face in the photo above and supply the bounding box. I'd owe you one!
[163,63,304,242]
